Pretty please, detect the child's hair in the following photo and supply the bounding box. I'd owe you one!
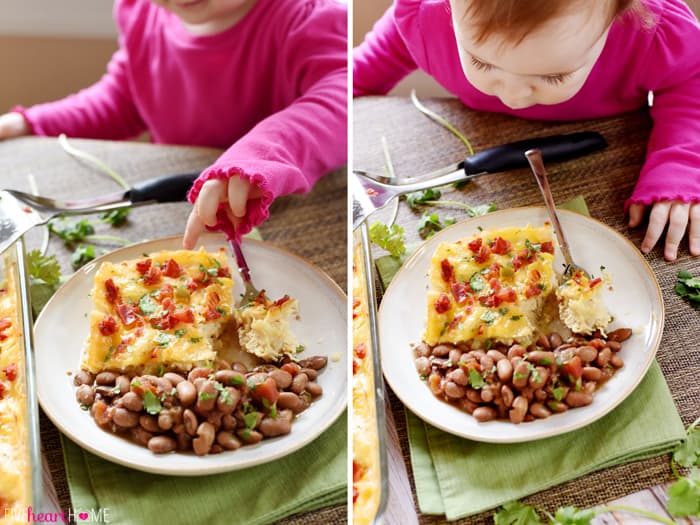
[460,0,648,46]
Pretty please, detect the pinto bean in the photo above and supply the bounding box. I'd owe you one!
[466,388,482,403]
[512,362,530,389]
[95,372,117,386]
[195,380,218,412]
[576,346,598,363]
[547,400,569,413]
[530,402,552,419]
[507,344,526,359]
[480,355,495,373]
[130,426,154,446]
[214,370,245,388]
[216,431,242,450]
[528,366,549,389]
[459,398,479,414]
[608,328,632,342]
[606,340,622,352]
[610,355,624,368]
[306,382,323,396]
[73,370,94,387]
[486,349,506,362]
[176,380,197,406]
[237,429,263,445]
[473,406,498,422]
[75,385,95,406]
[113,408,140,428]
[259,417,292,437]
[188,367,213,382]
[444,381,465,400]
[501,385,515,408]
[291,373,309,394]
[192,422,216,456]
[157,411,174,431]
[448,349,463,366]
[298,355,327,370]
[115,375,131,394]
[139,414,159,433]
[497,359,514,382]
[432,344,453,357]
[582,367,602,382]
[565,391,593,407]
[527,351,555,367]
[221,414,236,431]
[446,368,468,386]
[480,385,496,403]
[269,369,293,389]
[176,433,192,451]
[596,347,612,368]
[121,391,144,412]
[414,342,431,358]
[163,372,186,385]
[216,387,240,414]
[277,392,303,412]
[509,396,529,424]
[148,436,177,454]
[183,409,199,436]
[548,333,564,348]
[415,357,431,376]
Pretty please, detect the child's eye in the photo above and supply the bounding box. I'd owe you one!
[540,73,572,85]
[470,55,493,72]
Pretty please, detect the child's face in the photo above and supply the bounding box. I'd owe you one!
[450,1,612,109]
[151,0,257,34]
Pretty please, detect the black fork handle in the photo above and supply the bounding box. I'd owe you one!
[126,172,200,203]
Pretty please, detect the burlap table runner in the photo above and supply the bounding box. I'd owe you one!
[353,96,700,524]
[0,136,347,525]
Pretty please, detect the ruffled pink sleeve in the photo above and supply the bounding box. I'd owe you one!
[625,0,700,209]
[187,1,347,242]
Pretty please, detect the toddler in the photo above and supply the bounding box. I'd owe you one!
[0,0,347,248]
[354,0,700,261]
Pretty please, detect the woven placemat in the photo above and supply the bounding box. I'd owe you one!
[354,96,700,524]
[1,136,347,525]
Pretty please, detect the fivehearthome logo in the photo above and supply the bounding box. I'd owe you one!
[4,507,112,523]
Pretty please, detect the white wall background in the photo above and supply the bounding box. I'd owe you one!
[0,0,116,37]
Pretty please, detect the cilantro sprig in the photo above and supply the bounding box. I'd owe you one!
[418,211,456,239]
[369,222,406,259]
[406,188,497,217]
[26,250,63,316]
[675,270,700,309]
[493,416,700,523]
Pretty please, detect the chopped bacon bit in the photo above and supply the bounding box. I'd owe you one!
[450,282,471,304]
[353,486,359,504]
[474,244,491,264]
[490,236,511,255]
[112,341,128,358]
[589,277,602,288]
[150,347,159,359]
[434,293,451,314]
[203,307,222,321]
[529,269,541,282]
[162,259,183,278]
[3,363,17,381]
[540,241,554,254]
[143,265,163,286]
[448,312,465,331]
[217,266,231,278]
[496,287,517,303]
[0,383,5,400]
[116,303,139,327]
[159,284,174,301]
[172,308,195,324]
[272,295,290,308]
[483,262,501,281]
[354,342,367,359]
[98,315,118,336]
[186,279,202,292]
[105,278,119,304]
[488,278,501,292]
[440,259,454,283]
[468,237,483,252]
[353,460,365,482]
[0,317,11,331]
[524,283,543,299]
[479,293,500,308]
[352,298,361,319]
[352,357,361,375]
[135,258,152,275]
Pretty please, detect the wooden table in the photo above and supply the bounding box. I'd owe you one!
[353,96,700,525]
[0,136,347,525]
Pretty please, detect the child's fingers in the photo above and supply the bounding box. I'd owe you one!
[0,112,29,139]
[640,201,671,254]
[627,203,646,228]
[663,202,690,261]
[689,203,700,256]
[183,208,206,250]
[196,180,227,226]
[226,176,251,218]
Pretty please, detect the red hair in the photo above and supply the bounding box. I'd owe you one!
[460,0,648,46]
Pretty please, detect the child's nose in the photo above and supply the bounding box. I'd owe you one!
[496,76,534,106]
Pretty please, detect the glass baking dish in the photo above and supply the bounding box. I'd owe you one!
[352,226,389,525]
[0,240,42,523]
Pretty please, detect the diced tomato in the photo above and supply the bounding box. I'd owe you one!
[161,297,176,314]
[354,342,366,359]
[172,308,195,324]
[217,266,231,278]
[496,287,517,303]
[158,283,174,301]
[434,293,451,314]
[353,486,359,503]
[560,355,583,380]
[98,315,118,336]
[0,383,5,400]
[467,237,483,252]
[92,400,111,426]
[440,259,454,283]
[116,303,139,327]
[162,259,182,278]
[352,357,361,375]
[353,460,365,482]
[281,362,301,376]
[203,306,222,321]
[112,341,128,358]
[104,278,119,304]
[588,277,602,288]
[448,312,465,331]
[135,258,152,275]
[352,298,361,319]
[483,262,501,281]
[529,269,541,282]
[491,236,511,255]
[474,244,491,264]
[540,241,554,254]
[2,363,17,381]
[524,283,543,299]
[479,293,500,308]
[186,279,203,292]
[143,265,163,286]
[251,377,279,405]
[488,278,501,292]
[450,282,470,304]
[0,317,11,331]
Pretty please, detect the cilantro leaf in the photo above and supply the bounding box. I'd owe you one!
[100,208,130,227]
[139,295,157,315]
[48,218,95,243]
[468,368,485,389]
[27,250,61,286]
[494,501,543,525]
[142,390,162,415]
[71,244,96,270]
[675,270,700,308]
[418,211,456,239]
[551,506,596,525]
[673,424,700,468]
[667,468,700,518]
[406,188,442,210]
[369,222,406,259]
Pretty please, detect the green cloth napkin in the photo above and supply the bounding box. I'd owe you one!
[61,413,346,525]
[375,197,686,520]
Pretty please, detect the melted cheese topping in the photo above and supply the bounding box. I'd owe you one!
[352,240,380,525]
[0,261,30,523]
[81,249,233,374]
[234,294,300,361]
[557,269,611,334]
[425,226,557,347]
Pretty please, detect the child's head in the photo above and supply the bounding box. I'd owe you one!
[151,0,257,34]
[449,0,640,109]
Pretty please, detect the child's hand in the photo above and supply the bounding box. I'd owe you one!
[0,112,30,139]
[183,176,261,249]
[628,201,700,261]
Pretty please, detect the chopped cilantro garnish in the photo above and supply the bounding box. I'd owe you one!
[243,412,258,429]
[198,392,215,401]
[157,364,164,377]
[295,344,306,353]
[480,310,497,325]
[468,368,485,389]
[103,346,115,362]
[229,375,244,386]
[153,333,171,347]
[174,329,187,338]
[139,295,157,315]
[498,307,508,315]
[552,386,565,401]
[469,272,485,292]
[510,315,522,321]
[189,337,202,343]
[142,390,162,415]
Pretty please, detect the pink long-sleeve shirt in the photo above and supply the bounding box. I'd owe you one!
[17,0,347,240]
[354,0,700,209]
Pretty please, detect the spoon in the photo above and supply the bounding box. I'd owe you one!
[525,148,590,279]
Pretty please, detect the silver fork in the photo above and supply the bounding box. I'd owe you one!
[230,239,260,307]
[525,149,591,279]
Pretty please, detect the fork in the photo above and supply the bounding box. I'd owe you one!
[230,239,260,307]
[525,149,591,279]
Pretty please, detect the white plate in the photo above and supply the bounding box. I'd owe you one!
[35,234,347,475]
[379,207,663,443]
